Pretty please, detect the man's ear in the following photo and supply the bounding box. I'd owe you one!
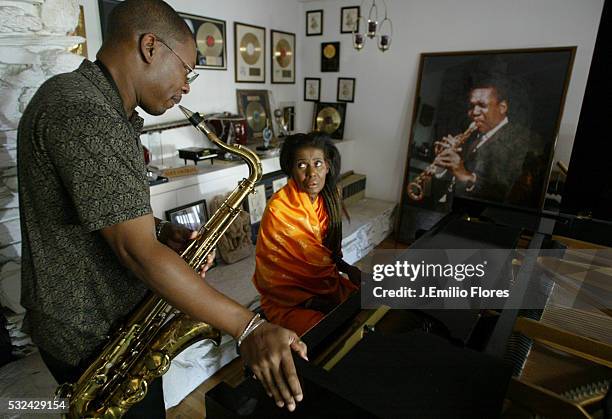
[499,100,508,116]
[140,33,157,64]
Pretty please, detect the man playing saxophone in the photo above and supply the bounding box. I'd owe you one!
[17,0,306,416]
[433,78,546,207]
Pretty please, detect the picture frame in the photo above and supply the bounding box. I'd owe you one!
[321,42,340,72]
[304,78,321,102]
[98,1,227,71]
[313,101,347,140]
[98,0,120,41]
[306,9,323,36]
[165,199,209,232]
[234,22,266,83]
[278,101,296,136]
[236,89,272,142]
[271,30,296,84]
[182,13,227,70]
[337,77,356,102]
[340,6,360,34]
[396,47,576,243]
[246,184,267,225]
[244,170,288,242]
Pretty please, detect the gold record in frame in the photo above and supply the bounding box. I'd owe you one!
[323,44,336,59]
[180,13,227,70]
[275,39,292,68]
[271,30,295,84]
[246,101,267,132]
[234,22,265,83]
[316,107,341,133]
[313,101,346,139]
[236,89,272,141]
[197,22,223,58]
[240,32,262,65]
[321,42,340,72]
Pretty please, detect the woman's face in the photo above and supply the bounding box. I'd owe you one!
[292,146,329,201]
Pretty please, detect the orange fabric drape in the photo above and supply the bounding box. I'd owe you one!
[252,179,357,335]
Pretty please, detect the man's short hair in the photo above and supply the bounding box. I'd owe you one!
[470,77,509,103]
[105,0,192,47]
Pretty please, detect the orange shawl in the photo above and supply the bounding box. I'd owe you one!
[253,179,357,335]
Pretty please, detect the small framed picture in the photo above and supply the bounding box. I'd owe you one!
[306,9,323,36]
[337,77,356,102]
[304,78,321,102]
[321,42,340,72]
[340,6,360,34]
[271,30,295,84]
[246,184,267,225]
[234,21,266,83]
[272,176,288,192]
[165,199,209,232]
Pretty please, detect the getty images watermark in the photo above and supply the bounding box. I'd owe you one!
[359,248,612,310]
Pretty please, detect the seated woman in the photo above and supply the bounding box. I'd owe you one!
[252,132,361,336]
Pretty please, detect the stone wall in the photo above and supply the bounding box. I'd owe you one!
[0,0,84,354]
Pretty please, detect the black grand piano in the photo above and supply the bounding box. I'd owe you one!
[203,194,612,418]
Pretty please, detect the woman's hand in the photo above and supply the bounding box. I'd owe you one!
[240,322,308,411]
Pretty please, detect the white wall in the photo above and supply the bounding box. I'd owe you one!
[81,0,301,164]
[297,0,604,202]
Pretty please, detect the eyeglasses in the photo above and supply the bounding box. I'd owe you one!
[157,38,199,84]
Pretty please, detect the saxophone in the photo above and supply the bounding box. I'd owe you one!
[407,122,476,201]
[56,105,263,418]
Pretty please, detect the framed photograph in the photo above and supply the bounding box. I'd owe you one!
[321,42,340,72]
[236,89,272,142]
[165,199,209,232]
[304,78,321,102]
[182,13,227,70]
[98,0,120,41]
[271,30,295,84]
[306,9,323,36]
[272,176,288,192]
[340,6,360,34]
[313,101,347,140]
[337,77,356,102]
[246,184,267,225]
[396,47,576,242]
[234,22,265,83]
[99,2,226,71]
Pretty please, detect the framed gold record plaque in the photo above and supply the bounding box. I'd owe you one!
[234,22,266,83]
[271,30,295,84]
[321,41,340,72]
[313,102,346,140]
[180,13,227,70]
[236,89,272,142]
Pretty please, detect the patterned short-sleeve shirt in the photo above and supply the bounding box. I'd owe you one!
[17,60,153,366]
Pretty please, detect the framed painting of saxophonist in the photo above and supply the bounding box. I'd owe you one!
[397,47,576,242]
[271,30,295,84]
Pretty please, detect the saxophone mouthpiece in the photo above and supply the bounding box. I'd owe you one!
[178,105,193,119]
[179,105,202,126]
